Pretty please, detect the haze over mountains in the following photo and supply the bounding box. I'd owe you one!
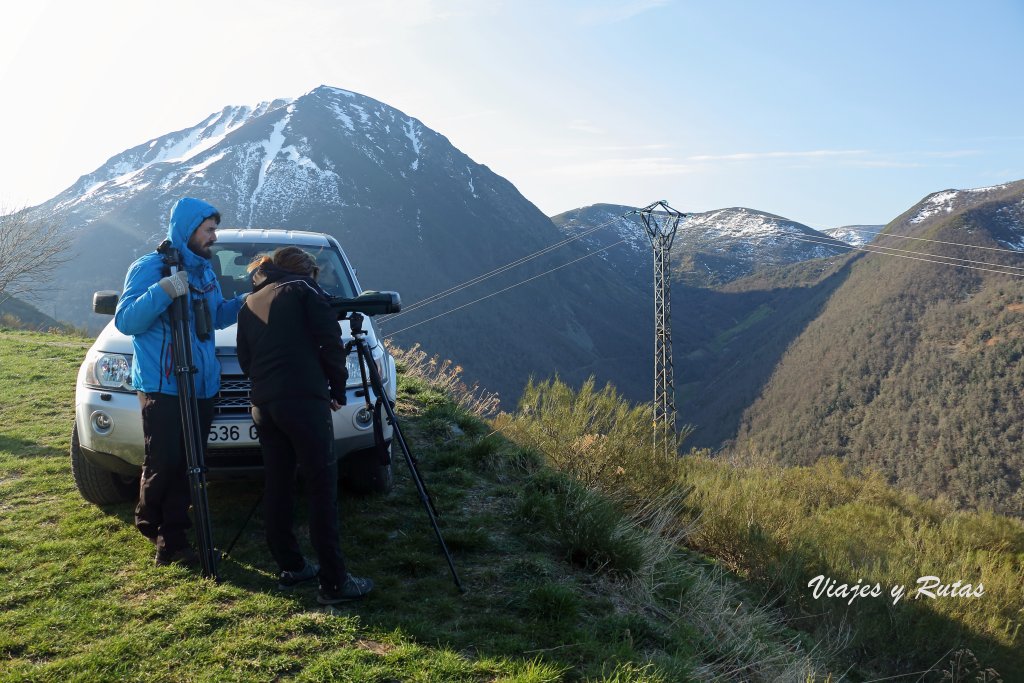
[17,84,1024,513]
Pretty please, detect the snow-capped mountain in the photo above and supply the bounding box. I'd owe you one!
[823,225,882,247]
[890,182,1024,251]
[32,85,652,403]
[902,184,1016,226]
[41,86,505,250]
[53,100,292,216]
[551,204,848,287]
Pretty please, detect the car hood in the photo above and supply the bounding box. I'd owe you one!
[92,317,381,357]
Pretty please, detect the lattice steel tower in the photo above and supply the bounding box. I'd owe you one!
[634,201,685,457]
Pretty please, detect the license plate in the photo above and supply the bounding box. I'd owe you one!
[207,421,260,446]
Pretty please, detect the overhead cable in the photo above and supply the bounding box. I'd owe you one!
[385,240,628,336]
[838,226,1024,255]
[799,234,1024,272]
[379,213,631,325]
[786,233,1024,278]
[382,216,1024,339]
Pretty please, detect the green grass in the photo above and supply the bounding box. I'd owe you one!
[0,329,826,682]
[497,377,1024,681]
[710,304,773,352]
[677,456,1024,679]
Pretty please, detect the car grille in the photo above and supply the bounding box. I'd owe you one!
[216,375,251,416]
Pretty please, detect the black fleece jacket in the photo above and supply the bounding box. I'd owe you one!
[236,263,348,406]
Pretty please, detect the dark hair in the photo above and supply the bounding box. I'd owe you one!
[247,246,319,278]
[209,212,221,225]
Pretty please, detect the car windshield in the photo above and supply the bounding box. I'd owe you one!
[210,243,358,299]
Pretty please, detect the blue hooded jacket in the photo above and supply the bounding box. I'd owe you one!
[114,198,244,398]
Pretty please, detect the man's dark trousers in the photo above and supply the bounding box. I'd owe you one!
[136,392,214,554]
[252,398,347,587]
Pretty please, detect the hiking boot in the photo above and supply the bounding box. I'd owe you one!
[154,545,200,569]
[277,560,320,590]
[317,574,374,605]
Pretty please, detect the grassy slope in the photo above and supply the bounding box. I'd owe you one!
[0,296,73,333]
[0,330,822,682]
[497,378,1024,681]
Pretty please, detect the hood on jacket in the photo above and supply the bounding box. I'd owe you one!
[167,197,219,267]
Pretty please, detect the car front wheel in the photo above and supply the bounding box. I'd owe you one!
[339,442,393,495]
[70,422,138,505]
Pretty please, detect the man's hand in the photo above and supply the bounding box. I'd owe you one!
[330,399,342,412]
[158,271,189,299]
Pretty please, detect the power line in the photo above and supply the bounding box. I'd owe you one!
[380,214,1024,330]
[797,233,1024,272]
[379,213,631,325]
[385,239,628,336]
[383,218,1024,341]
[840,226,1024,255]
[782,235,1024,278]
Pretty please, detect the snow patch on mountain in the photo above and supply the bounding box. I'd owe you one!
[351,104,370,125]
[687,208,801,241]
[151,103,288,169]
[405,119,421,170]
[909,190,959,224]
[908,184,1011,225]
[180,150,228,182]
[824,225,881,247]
[332,105,356,132]
[994,198,1024,250]
[281,143,323,171]
[248,109,293,223]
[51,101,291,214]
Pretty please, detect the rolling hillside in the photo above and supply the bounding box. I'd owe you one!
[731,181,1024,515]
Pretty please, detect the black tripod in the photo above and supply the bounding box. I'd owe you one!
[158,241,219,581]
[346,312,464,592]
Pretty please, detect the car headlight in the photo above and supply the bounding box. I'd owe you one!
[84,351,135,392]
[345,351,385,387]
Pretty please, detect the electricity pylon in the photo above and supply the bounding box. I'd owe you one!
[633,201,686,457]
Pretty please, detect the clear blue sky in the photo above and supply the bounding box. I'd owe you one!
[1,0,1021,228]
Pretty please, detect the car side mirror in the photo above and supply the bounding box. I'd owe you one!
[93,291,120,315]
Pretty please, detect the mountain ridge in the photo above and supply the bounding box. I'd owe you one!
[730,180,1024,515]
[23,83,1024,514]
[552,203,848,287]
[30,85,652,403]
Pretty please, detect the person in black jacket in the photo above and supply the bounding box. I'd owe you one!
[236,246,372,604]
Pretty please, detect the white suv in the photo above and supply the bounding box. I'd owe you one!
[71,229,396,504]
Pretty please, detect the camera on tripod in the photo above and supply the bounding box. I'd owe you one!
[331,287,462,591]
[327,291,401,319]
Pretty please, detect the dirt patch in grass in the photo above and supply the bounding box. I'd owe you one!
[355,638,395,656]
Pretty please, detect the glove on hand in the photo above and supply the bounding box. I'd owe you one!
[158,271,189,299]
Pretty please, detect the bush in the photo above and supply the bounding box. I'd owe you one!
[494,377,691,510]
[517,471,647,575]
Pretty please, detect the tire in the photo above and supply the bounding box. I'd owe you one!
[339,442,393,495]
[70,423,138,505]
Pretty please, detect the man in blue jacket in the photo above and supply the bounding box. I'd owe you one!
[115,197,245,568]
